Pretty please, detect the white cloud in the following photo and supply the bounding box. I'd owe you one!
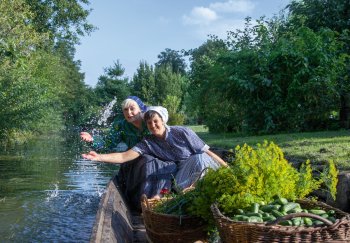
[192,18,246,41]
[209,0,255,13]
[182,7,218,25]
[182,0,257,42]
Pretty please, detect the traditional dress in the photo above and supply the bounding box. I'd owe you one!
[132,126,220,190]
[89,98,176,210]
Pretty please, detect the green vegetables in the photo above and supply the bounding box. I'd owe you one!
[153,188,196,216]
[228,197,338,227]
[188,141,338,223]
[152,140,339,229]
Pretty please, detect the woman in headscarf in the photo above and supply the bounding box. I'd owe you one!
[82,106,227,197]
[80,96,149,152]
[80,98,176,210]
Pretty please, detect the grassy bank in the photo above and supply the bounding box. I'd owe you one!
[189,126,350,170]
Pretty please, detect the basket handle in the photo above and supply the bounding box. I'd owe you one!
[141,194,150,209]
[265,212,334,226]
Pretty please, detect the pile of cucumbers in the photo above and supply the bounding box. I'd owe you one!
[230,197,337,227]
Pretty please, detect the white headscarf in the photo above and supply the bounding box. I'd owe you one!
[146,106,169,123]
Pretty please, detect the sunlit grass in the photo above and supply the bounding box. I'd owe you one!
[187,126,350,170]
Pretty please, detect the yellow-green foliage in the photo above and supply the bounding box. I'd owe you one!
[320,159,338,200]
[296,159,321,199]
[188,140,338,223]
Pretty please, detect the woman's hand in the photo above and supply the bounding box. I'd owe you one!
[80,132,93,142]
[82,151,100,161]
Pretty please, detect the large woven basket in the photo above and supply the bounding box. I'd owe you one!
[141,194,208,243]
[211,199,350,243]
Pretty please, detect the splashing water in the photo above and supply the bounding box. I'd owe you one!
[97,97,117,126]
[46,183,59,202]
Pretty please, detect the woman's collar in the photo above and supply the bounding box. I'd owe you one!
[164,125,170,139]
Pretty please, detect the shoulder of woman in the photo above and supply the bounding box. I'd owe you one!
[170,126,196,136]
[112,117,126,125]
[110,118,126,130]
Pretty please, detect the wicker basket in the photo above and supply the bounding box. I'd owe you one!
[141,194,208,243]
[211,199,350,243]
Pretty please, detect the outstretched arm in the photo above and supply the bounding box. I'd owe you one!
[82,149,140,164]
[206,150,228,167]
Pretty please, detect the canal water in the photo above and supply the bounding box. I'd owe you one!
[0,131,116,242]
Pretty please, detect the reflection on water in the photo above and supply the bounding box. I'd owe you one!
[0,132,116,242]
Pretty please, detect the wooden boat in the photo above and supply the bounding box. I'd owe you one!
[90,175,147,243]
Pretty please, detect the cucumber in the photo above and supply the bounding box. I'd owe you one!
[279,220,293,226]
[262,215,276,222]
[320,213,329,219]
[232,215,250,221]
[251,203,260,213]
[287,208,303,214]
[261,204,281,212]
[328,216,336,223]
[328,210,336,216]
[281,202,300,213]
[303,217,313,226]
[248,216,263,223]
[309,209,327,215]
[236,209,245,214]
[272,209,285,218]
[274,197,289,205]
[313,220,324,226]
[292,217,302,226]
[246,212,263,217]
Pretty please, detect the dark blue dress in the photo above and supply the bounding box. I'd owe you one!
[133,126,220,191]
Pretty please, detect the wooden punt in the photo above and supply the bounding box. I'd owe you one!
[90,175,147,243]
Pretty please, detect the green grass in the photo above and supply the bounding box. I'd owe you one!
[188,125,350,170]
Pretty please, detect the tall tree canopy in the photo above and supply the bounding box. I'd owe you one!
[94,61,131,106]
[24,0,94,46]
[131,61,156,105]
[156,48,187,76]
[287,0,350,128]
[0,0,95,144]
[186,16,347,133]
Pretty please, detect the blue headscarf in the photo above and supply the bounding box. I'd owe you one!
[127,96,147,112]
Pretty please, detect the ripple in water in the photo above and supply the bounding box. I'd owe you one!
[0,158,115,242]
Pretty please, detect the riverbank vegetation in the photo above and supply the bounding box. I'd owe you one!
[1,0,349,173]
[189,126,349,170]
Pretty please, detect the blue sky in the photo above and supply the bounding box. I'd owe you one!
[75,0,291,87]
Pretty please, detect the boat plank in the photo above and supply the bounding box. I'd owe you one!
[90,176,147,243]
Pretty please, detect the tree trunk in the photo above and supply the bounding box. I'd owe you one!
[339,93,350,129]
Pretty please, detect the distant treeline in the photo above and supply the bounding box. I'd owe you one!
[1,0,349,145]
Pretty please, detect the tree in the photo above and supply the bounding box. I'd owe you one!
[94,61,131,106]
[186,16,346,133]
[185,38,228,125]
[131,61,156,104]
[23,0,94,46]
[154,64,186,105]
[0,0,97,145]
[156,48,187,76]
[162,95,185,125]
[0,0,59,139]
[287,0,350,128]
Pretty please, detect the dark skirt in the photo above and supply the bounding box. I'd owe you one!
[117,154,177,210]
